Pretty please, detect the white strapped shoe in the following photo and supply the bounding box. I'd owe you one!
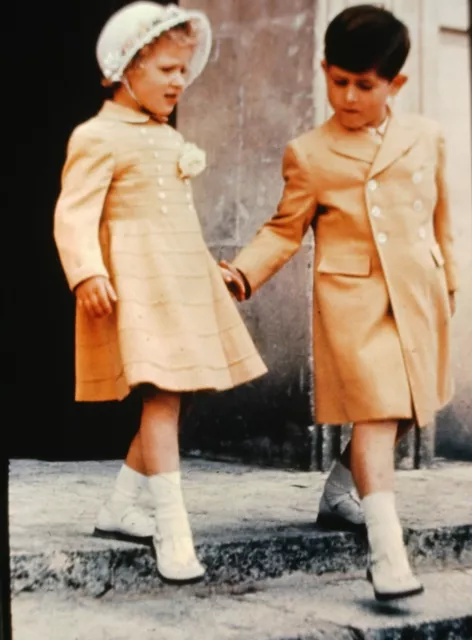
[153,507,205,584]
[367,543,424,601]
[317,490,366,532]
[153,531,206,585]
[148,472,206,584]
[94,503,154,545]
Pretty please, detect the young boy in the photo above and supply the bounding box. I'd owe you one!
[221,4,458,601]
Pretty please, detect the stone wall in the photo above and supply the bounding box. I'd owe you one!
[178,0,317,468]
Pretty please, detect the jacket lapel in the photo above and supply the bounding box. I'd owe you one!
[325,116,380,165]
[367,115,421,178]
[324,113,422,177]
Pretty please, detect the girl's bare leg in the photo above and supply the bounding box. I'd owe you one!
[94,388,195,565]
[137,386,205,584]
[138,388,181,474]
[124,432,146,474]
[95,431,152,543]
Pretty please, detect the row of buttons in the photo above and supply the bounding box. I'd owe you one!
[138,127,194,214]
[367,176,428,245]
[367,169,424,192]
[160,203,196,214]
[146,140,180,148]
[158,192,193,201]
[376,226,427,244]
[155,165,190,185]
[370,200,424,219]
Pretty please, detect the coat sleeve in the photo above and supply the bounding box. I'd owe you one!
[53,124,115,291]
[433,132,459,293]
[231,141,317,295]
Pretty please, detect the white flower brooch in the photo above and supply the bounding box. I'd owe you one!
[177,142,206,179]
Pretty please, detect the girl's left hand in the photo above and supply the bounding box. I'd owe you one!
[449,292,456,316]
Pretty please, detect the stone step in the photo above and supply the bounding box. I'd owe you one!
[10,522,472,596]
[9,459,472,596]
[11,568,472,640]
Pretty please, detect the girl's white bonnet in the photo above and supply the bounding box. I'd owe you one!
[96,2,212,85]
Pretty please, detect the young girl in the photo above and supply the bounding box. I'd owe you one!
[221,4,458,601]
[53,1,267,585]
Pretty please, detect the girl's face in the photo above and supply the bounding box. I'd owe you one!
[322,62,406,130]
[125,36,194,118]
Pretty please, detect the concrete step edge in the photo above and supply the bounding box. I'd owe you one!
[11,569,472,640]
[10,523,472,596]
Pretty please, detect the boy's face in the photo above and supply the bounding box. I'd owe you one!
[322,62,406,130]
[125,36,194,118]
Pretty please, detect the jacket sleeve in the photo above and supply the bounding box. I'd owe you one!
[433,132,459,293]
[53,125,115,291]
[231,141,317,295]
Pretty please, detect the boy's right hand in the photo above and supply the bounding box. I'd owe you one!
[219,260,247,302]
[75,276,117,319]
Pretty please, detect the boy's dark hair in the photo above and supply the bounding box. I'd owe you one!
[324,4,410,81]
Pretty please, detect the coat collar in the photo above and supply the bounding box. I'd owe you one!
[324,110,422,177]
[325,116,379,164]
[367,112,422,178]
[98,100,151,123]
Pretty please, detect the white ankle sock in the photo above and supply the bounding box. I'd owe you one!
[362,492,405,552]
[362,491,413,576]
[325,460,356,496]
[148,471,192,539]
[109,464,146,510]
[362,492,400,529]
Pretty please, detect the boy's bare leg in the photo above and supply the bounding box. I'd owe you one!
[350,420,397,497]
[317,419,415,530]
[351,420,424,601]
[340,418,415,470]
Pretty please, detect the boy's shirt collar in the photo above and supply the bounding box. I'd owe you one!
[365,115,389,142]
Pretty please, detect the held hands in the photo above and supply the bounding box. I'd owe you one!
[219,260,247,302]
[75,276,117,319]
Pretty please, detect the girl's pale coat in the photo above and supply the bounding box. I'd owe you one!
[54,101,267,401]
[232,113,458,427]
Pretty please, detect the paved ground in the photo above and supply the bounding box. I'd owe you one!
[8,458,472,555]
[8,458,472,640]
[11,568,472,640]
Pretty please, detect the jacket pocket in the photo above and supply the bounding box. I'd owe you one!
[430,243,445,267]
[316,255,371,276]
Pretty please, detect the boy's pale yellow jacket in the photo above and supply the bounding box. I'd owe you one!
[232,112,458,427]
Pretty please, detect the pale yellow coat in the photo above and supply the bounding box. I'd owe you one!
[54,101,267,401]
[232,113,458,427]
